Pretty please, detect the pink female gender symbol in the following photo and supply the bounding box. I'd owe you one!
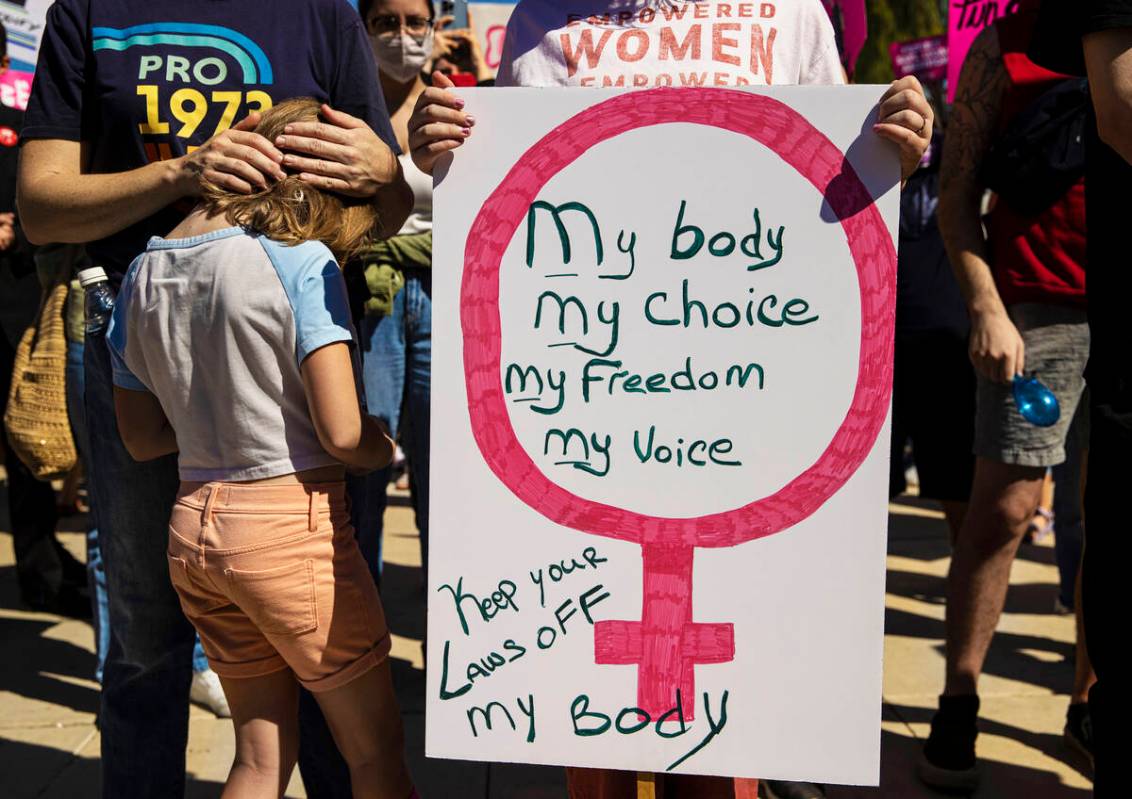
[460,87,896,720]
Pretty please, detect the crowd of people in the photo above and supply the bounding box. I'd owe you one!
[0,0,1123,797]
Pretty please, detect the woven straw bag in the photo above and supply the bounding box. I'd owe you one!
[4,283,77,480]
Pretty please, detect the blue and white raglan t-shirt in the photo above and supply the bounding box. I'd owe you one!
[107,228,356,481]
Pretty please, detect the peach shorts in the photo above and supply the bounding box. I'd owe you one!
[167,480,391,691]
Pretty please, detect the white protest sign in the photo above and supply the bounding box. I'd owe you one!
[428,86,899,785]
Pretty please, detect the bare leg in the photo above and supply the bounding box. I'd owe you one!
[944,458,1045,696]
[940,500,969,548]
[312,661,413,799]
[1027,469,1055,541]
[219,669,300,799]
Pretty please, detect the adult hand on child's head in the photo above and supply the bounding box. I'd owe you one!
[277,105,398,198]
[874,75,935,181]
[178,114,286,196]
[409,72,474,176]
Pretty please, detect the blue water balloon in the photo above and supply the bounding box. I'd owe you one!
[1013,375,1060,427]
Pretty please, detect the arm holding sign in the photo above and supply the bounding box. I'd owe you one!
[938,26,1022,384]
[874,75,936,181]
[409,73,932,180]
[408,72,472,176]
[1085,28,1132,165]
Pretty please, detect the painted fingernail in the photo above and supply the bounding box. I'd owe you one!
[464,115,476,126]
[461,127,471,137]
[454,98,466,109]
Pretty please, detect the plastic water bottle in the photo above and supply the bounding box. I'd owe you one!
[78,267,115,337]
[1013,374,1061,428]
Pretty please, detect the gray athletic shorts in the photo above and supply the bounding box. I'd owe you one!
[974,303,1089,468]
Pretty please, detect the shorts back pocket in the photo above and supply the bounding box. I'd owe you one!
[225,559,318,636]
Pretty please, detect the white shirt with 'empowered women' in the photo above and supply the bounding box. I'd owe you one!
[496,0,844,88]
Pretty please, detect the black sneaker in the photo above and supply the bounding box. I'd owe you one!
[1064,703,1094,770]
[762,781,826,799]
[918,694,980,791]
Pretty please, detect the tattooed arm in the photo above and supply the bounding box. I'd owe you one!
[938,25,1020,384]
[1085,28,1132,165]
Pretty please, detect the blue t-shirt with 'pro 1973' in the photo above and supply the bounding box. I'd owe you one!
[22,0,397,284]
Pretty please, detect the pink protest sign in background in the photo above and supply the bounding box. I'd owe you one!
[0,70,34,111]
[948,0,1023,101]
[890,35,948,82]
[428,86,899,782]
[822,0,868,75]
[468,1,516,76]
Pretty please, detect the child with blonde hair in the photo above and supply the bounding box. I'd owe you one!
[108,98,417,799]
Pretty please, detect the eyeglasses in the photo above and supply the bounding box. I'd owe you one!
[366,14,432,38]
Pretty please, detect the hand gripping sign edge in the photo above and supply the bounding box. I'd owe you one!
[459,87,896,725]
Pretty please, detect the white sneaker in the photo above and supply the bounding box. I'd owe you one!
[190,668,232,718]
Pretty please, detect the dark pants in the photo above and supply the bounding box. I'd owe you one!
[85,332,364,797]
[1083,385,1127,797]
[1082,110,1130,799]
[1051,406,1086,610]
[1,328,65,604]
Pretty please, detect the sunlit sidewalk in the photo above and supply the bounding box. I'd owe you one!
[0,477,1093,798]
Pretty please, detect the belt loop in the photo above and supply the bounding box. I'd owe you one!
[201,485,217,528]
[308,488,319,532]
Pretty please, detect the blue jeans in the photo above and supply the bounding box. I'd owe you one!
[85,332,194,795]
[348,270,432,573]
[1052,409,1087,610]
[66,341,109,683]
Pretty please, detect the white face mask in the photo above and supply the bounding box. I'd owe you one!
[371,29,434,83]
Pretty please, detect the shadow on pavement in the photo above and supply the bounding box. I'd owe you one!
[0,737,230,799]
[886,566,1064,617]
[825,725,1091,799]
[0,565,99,716]
[883,603,1073,697]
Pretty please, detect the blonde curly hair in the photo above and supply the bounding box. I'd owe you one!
[199,98,381,262]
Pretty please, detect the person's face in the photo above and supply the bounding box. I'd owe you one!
[366,0,433,42]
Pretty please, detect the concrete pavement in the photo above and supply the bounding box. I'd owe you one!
[0,479,1093,797]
